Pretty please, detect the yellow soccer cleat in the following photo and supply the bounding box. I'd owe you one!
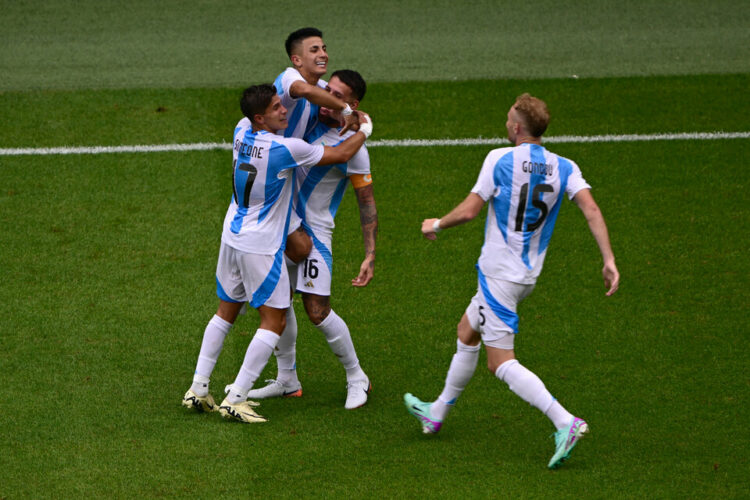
[218,398,268,423]
[182,389,217,412]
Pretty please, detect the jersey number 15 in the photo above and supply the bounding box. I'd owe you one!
[515,183,552,232]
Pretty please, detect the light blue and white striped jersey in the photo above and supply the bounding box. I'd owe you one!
[294,122,370,238]
[472,143,591,284]
[221,119,324,255]
[274,68,326,139]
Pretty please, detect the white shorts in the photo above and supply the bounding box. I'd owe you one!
[215,242,291,309]
[287,211,302,236]
[465,272,535,350]
[295,232,333,296]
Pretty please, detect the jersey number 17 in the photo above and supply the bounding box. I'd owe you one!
[232,160,258,208]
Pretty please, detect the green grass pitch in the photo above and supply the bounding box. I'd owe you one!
[1,1,749,498]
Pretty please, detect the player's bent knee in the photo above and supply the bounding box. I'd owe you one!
[306,305,331,325]
[456,315,481,346]
[485,345,516,374]
[302,294,331,325]
[285,230,313,264]
[258,305,288,334]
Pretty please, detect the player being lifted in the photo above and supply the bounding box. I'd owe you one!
[182,84,373,423]
[243,28,375,408]
[274,27,357,141]
[404,93,619,468]
[239,28,358,266]
[248,70,377,409]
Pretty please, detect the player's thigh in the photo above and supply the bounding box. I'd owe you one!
[465,278,535,350]
[457,313,481,346]
[235,250,292,310]
[296,239,332,296]
[285,221,312,264]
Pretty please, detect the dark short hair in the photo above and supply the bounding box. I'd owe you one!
[240,84,277,121]
[285,27,323,57]
[330,69,367,101]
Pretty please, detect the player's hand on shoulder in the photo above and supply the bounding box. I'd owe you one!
[354,110,371,125]
[340,110,359,135]
[351,111,373,138]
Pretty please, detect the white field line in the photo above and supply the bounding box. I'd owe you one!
[0,131,748,156]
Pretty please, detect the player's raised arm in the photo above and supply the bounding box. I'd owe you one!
[317,111,372,166]
[421,193,486,240]
[290,80,357,133]
[351,181,377,287]
[573,188,620,296]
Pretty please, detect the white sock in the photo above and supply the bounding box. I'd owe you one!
[316,309,366,382]
[228,329,280,403]
[545,400,575,430]
[190,374,210,398]
[191,314,233,396]
[275,307,299,385]
[432,340,480,421]
[495,359,572,429]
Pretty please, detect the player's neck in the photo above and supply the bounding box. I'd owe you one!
[516,135,542,146]
[252,123,277,134]
[298,67,320,86]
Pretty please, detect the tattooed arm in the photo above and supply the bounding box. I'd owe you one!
[351,183,377,287]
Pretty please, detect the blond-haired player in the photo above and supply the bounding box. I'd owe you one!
[405,93,619,468]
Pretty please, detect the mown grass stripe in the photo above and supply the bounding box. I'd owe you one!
[1,131,747,156]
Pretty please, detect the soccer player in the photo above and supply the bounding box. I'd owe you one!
[182,84,373,423]
[233,28,358,265]
[274,27,357,141]
[247,70,377,409]
[270,28,358,365]
[404,93,619,468]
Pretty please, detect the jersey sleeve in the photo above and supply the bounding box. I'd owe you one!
[471,149,507,201]
[288,138,325,169]
[346,145,370,176]
[275,68,305,107]
[564,160,592,200]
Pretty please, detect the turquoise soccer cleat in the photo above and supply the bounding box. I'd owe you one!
[404,393,442,434]
[548,417,589,469]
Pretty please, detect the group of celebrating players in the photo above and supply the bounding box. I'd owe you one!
[182,27,620,470]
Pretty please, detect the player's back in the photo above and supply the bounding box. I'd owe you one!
[221,120,323,255]
[476,143,589,284]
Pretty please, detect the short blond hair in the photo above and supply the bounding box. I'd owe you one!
[514,93,550,137]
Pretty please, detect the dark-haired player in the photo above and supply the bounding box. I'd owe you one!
[182,84,372,423]
[248,70,377,410]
